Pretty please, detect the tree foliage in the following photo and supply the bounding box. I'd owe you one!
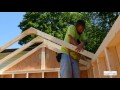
[18,12,119,53]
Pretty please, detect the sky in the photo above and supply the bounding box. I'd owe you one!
[0,12,25,49]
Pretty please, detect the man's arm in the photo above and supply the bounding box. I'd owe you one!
[68,35,84,52]
[68,35,78,46]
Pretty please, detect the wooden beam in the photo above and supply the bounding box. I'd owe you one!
[26,73,29,78]
[12,74,14,78]
[44,39,90,66]
[79,59,89,66]
[42,72,44,78]
[92,60,100,78]
[0,44,45,73]
[44,39,61,53]
[0,36,43,65]
[97,57,109,78]
[46,45,61,53]
[105,47,120,78]
[116,44,120,63]
[58,71,60,78]
[87,65,94,78]
[97,59,101,78]
[41,47,46,69]
[0,33,26,53]
[27,27,94,59]
[47,46,89,66]
[109,30,120,47]
[2,66,87,75]
[2,68,60,74]
[0,28,37,53]
[92,15,120,62]
[23,28,38,35]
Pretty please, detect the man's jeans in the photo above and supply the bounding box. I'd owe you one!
[60,53,80,78]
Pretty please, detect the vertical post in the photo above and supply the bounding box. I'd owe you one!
[88,64,94,78]
[12,74,14,78]
[92,62,95,78]
[97,59,101,78]
[58,71,60,78]
[97,57,109,78]
[92,60,100,78]
[105,47,120,78]
[41,47,45,69]
[26,73,29,78]
[42,72,44,78]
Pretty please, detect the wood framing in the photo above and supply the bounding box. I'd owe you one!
[79,59,89,66]
[0,44,45,73]
[0,36,43,65]
[92,15,120,62]
[41,47,45,69]
[0,28,37,53]
[1,15,120,78]
[27,27,94,59]
[116,44,120,63]
[97,57,109,78]
[87,65,94,78]
[105,47,120,78]
[92,60,100,78]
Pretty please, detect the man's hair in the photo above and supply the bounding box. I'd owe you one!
[75,20,85,29]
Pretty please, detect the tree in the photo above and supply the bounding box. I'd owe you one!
[87,12,120,31]
[18,12,119,53]
[18,12,91,45]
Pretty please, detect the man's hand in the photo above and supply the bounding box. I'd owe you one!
[75,43,84,52]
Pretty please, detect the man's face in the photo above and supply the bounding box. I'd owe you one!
[76,25,84,34]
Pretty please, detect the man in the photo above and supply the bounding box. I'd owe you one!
[60,20,88,78]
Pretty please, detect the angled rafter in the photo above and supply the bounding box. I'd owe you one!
[44,39,89,66]
[0,36,43,65]
[25,27,94,59]
[0,28,37,53]
[0,44,45,73]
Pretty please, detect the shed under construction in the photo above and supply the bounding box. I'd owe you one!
[0,16,120,78]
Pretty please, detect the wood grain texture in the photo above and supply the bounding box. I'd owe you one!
[45,48,60,68]
[6,48,42,71]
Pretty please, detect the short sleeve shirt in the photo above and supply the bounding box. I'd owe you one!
[61,25,88,60]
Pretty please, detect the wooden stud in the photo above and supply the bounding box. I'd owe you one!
[92,60,100,78]
[41,47,46,69]
[92,15,120,61]
[58,71,60,78]
[105,47,120,78]
[87,65,94,78]
[26,73,29,78]
[116,44,120,63]
[96,59,101,78]
[42,72,44,78]
[97,57,109,78]
[12,74,14,78]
